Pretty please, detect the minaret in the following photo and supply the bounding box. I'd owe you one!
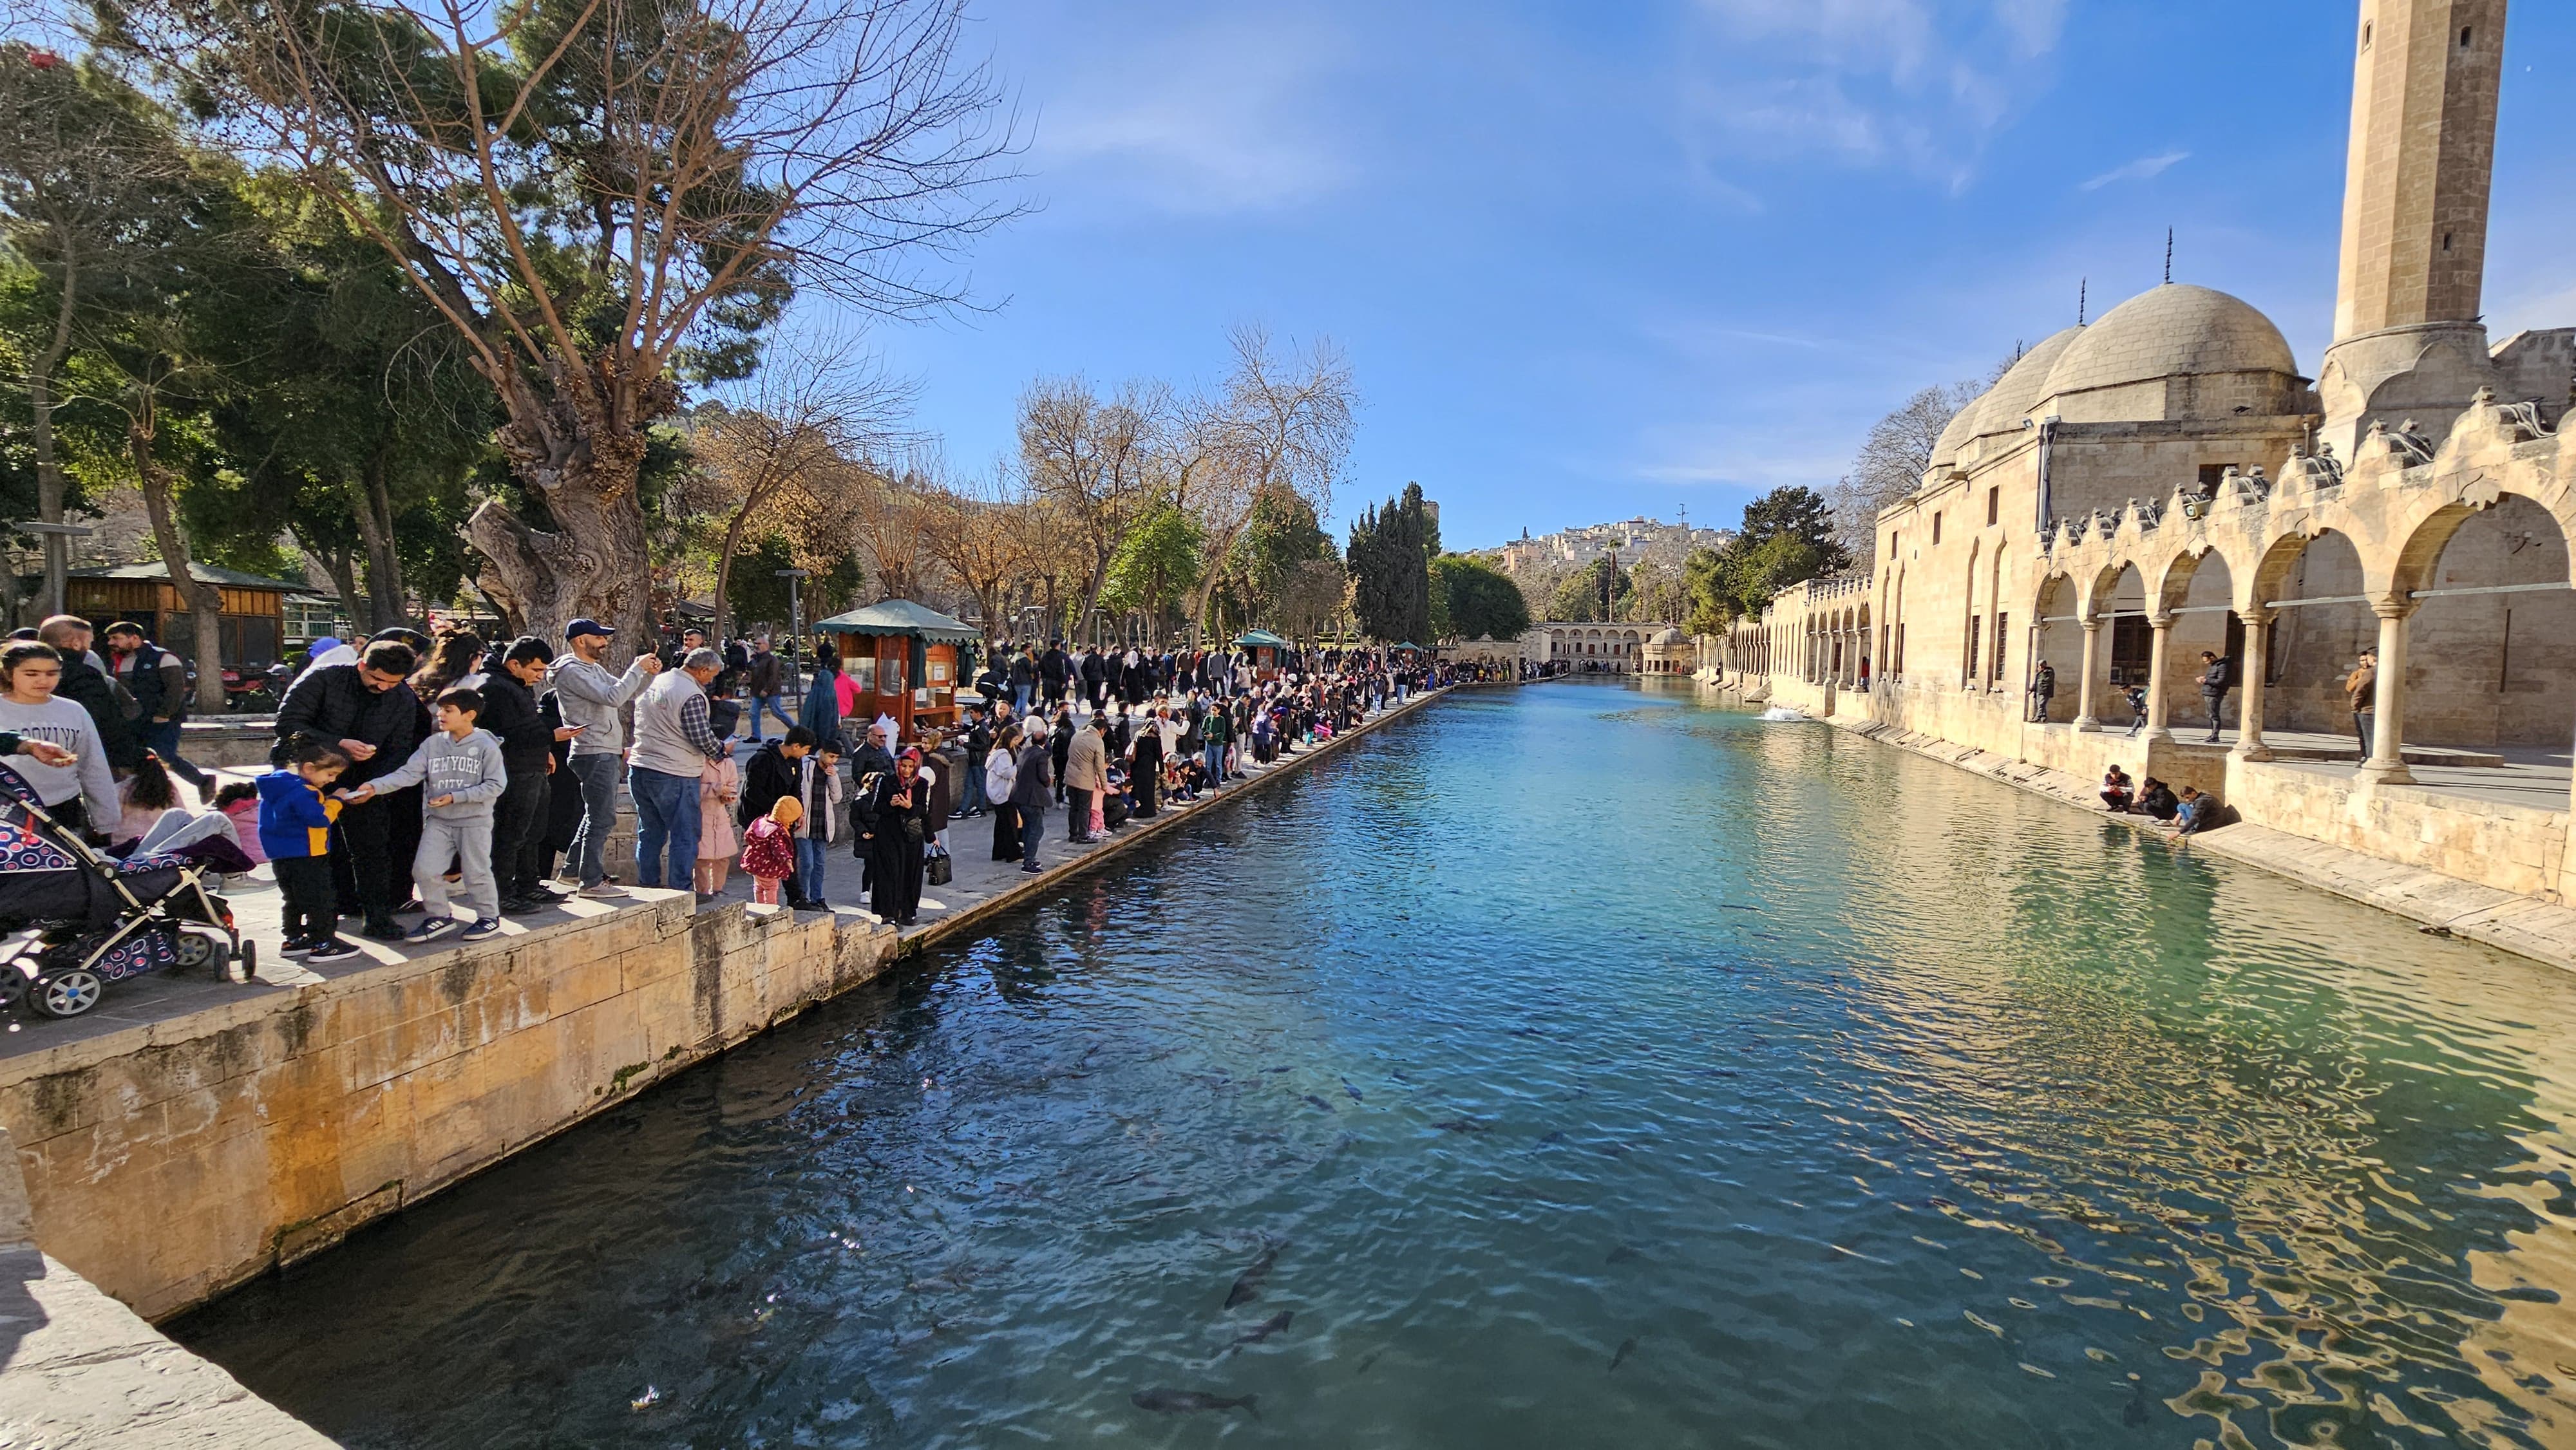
[2317,0,2508,457]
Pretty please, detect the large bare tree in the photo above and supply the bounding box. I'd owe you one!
[1828,352,2019,565]
[915,463,1032,642]
[1179,323,1353,644]
[1016,377,1159,645]
[113,0,1014,655]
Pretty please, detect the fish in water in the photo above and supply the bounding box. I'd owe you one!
[1610,1337,1640,1372]
[1356,1352,1379,1375]
[1224,1243,1283,1308]
[1432,1118,1488,1133]
[2123,1373,2150,1427]
[1303,1095,1335,1112]
[1229,1310,1294,1351]
[1537,1130,1568,1145]
[1343,1078,1364,1101]
[1133,1389,1260,1418]
[1605,1244,1643,1265]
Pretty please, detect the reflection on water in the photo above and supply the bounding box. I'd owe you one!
[173,682,2576,1448]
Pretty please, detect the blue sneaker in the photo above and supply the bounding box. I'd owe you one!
[461,917,502,942]
[403,916,462,944]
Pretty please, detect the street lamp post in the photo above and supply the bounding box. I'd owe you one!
[777,568,810,699]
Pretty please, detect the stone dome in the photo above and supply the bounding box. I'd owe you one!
[1965,325,2086,440]
[1650,626,1686,645]
[1927,399,1981,471]
[2036,285,2301,420]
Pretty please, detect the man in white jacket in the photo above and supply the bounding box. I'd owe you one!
[547,618,661,896]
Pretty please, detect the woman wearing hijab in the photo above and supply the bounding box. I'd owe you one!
[855,748,931,925]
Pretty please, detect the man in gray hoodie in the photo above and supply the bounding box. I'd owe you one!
[548,617,661,896]
[345,684,509,941]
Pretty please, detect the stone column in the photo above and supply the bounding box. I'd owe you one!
[2231,610,2274,762]
[2142,614,2174,742]
[2358,599,2416,785]
[2074,616,2103,731]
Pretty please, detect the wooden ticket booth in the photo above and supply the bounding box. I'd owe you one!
[812,599,980,744]
[1235,628,1291,681]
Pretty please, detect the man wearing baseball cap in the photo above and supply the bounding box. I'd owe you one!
[547,617,661,896]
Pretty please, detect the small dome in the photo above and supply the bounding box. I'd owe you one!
[1651,626,1685,645]
[1965,325,2086,440]
[2039,285,2298,408]
[1927,397,1982,471]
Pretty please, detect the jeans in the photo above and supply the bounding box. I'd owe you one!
[2202,690,2227,740]
[959,760,987,814]
[138,720,210,792]
[2354,710,2374,757]
[1019,806,1045,869]
[628,764,701,890]
[273,854,338,943]
[565,753,623,886]
[748,693,795,739]
[1012,683,1032,711]
[1065,788,1093,841]
[1204,740,1226,786]
[794,836,826,903]
[332,793,402,925]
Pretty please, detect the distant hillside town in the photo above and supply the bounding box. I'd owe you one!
[1473,516,1734,574]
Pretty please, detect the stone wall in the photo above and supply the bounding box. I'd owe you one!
[0,896,897,1322]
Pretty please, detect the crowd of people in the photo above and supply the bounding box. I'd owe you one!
[0,608,1454,967]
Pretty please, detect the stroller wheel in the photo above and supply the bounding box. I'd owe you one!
[31,969,102,1019]
[0,971,23,1014]
[237,940,258,983]
[174,930,222,970]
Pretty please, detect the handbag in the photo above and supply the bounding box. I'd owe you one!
[926,847,952,886]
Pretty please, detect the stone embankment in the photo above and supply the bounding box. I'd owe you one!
[0,686,1449,1350]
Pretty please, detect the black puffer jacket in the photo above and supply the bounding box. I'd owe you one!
[272,664,430,786]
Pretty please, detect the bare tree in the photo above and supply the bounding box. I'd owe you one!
[1016,377,1160,644]
[1180,323,1354,643]
[916,462,1036,642]
[118,0,1018,656]
[681,326,910,640]
[1830,352,2020,565]
[840,460,930,603]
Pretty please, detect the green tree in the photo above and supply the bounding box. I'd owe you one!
[1431,554,1529,640]
[1682,485,1852,629]
[1099,504,1203,643]
[1347,482,1434,643]
[1549,556,1631,623]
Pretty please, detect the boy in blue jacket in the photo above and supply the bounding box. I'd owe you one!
[258,739,360,963]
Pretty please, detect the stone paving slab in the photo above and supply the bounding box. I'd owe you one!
[1839,719,2576,977]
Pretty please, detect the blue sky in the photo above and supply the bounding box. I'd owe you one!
[856,0,2576,551]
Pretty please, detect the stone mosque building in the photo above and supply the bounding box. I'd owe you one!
[1707,0,2576,907]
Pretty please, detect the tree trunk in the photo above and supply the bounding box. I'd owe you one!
[710,504,757,646]
[465,476,653,669]
[29,257,78,619]
[131,425,229,715]
[312,541,361,638]
[352,454,410,632]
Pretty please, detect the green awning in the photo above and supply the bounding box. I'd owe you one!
[1233,628,1293,649]
[1392,641,1423,651]
[811,598,981,645]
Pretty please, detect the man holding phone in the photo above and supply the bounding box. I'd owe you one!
[549,617,660,898]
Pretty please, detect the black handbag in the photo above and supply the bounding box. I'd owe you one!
[925,847,952,885]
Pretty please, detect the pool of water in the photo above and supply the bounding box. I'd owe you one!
[172,682,2576,1448]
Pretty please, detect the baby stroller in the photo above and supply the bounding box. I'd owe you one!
[0,764,256,1020]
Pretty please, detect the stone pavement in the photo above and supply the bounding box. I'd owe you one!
[1842,719,2576,977]
[0,1126,333,1449]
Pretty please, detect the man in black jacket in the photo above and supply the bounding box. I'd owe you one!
[740,728,817,826]
[36,616,143,771]
[2195,651,2233,744]
[845,719,896,867]
[484,637,570,912]
[273,637,430,938]
[1079,646,1106,713]
[1039,641,1070,708]
[101,622,213,798]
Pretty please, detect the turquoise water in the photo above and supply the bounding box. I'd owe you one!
[173,682,2576,1447]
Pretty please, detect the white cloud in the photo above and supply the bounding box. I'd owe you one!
[1678,0,2067,188]
[1019,14,1358,216]
[2079,150,2190,191]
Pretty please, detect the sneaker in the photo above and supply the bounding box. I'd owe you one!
[305,938,362,963]
[578,882,624,899]
[403,916,463,943]
[278,936,317,958]
[460,918,502,941]
[361,917,406,941]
